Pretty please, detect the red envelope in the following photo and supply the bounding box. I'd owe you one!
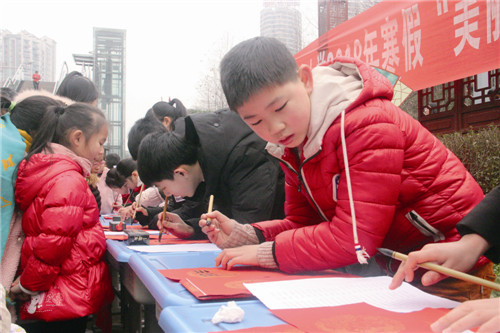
[160,267,351,300]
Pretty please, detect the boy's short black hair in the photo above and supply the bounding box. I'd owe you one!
[137,131,198,187]
[128,116,167,160]
[220,36,299,111]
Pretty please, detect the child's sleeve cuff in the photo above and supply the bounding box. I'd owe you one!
[19,283,39,296]
[220,223,259,248]
[257,241,278,269]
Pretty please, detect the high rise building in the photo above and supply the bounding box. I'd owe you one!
[318,0,380,37]
[318,0,348,36]
[347,0,380,19]
[0,30,56,83]
[260,0,302,55]
[93,27,126,158]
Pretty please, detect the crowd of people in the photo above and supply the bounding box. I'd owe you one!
[0,37,498,333]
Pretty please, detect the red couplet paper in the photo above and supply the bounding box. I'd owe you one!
[104,231,210,244]
[211,324,304,333]
[160,267,352,300]
[271,302,451,333]
[148,234,210,245]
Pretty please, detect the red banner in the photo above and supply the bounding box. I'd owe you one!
[295,0,500,91]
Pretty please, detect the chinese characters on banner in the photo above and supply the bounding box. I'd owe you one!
[295,0,500,93]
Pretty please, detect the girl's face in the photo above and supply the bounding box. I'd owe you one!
[91,159,105,174]
[73,124,108,162]
[112,184,129,195]
[125,175,137,190]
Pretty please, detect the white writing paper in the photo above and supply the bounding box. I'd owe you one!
[244,276,459,312]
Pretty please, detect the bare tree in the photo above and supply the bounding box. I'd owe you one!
[195,35,233,111]
[348,0,381,19]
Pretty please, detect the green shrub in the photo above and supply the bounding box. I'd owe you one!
[439,125,500,293]
[438,124,500,194]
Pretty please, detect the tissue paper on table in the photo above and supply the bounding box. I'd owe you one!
[211,301,245,324]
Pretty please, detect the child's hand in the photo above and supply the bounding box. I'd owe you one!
[135,206,148,216]
[199,210,237,247]
[117,205,135,220]
[389,234,488,289]
[10,277,30,302]
[215,245,260,270]
[430,297,500,333]
[157,212,194,239]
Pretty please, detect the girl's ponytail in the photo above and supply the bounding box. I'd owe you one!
[168,98,187,119]
[146,98,187,131]
[105,167,125,189]
[105,158,137,189]
[10,95,66,137]
[26,105,63,160]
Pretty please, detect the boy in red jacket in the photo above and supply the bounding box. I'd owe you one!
[200,37,494,302]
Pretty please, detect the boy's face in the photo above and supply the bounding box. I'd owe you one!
[237,65,313,148]
[153,166,200,198]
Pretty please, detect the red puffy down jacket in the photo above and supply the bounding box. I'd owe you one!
[15,151,113,321]
[256,57,485,273]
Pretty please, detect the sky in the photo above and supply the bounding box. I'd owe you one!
[1,0,318,134]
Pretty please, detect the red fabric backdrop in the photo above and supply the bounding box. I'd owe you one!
[295,0,500,91]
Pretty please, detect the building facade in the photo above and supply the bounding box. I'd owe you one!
[318,0,348,35]
[93,27,126,158]
[318,0,380,36]
[0,29,56,84]
[260,0,302,55]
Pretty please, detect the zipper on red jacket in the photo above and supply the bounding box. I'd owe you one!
[299,152,328,221]
[297,174,302,192]
[270,149,299,179]
[275,149,328,221]
[293,148,302,193]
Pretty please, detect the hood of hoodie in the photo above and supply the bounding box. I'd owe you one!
[15,143,91,212]
[266,57,393,160]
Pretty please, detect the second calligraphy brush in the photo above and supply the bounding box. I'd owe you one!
[205,195,215,227]
[132,184,145,220]
[378,248,500,292]
[158,196,169,242]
